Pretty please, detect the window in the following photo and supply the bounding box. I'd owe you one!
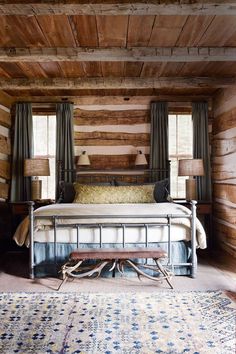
[168,114,193,198]
[33,115,56,199]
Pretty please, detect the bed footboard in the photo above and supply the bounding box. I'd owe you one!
[28,201,198,280]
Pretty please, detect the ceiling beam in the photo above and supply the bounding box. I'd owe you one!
[1,77,236,90]
[0,1,236,16]
[2,47,236,62]
[14,95,212,105]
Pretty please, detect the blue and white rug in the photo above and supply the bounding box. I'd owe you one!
[0,291,235,353]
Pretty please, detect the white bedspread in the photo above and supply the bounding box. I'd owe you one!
[13,202,207,249]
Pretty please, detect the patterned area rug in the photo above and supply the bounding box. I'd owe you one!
[0,291,235,354]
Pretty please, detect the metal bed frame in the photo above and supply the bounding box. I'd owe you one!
[27,199,198,280]
[26,164,198,279]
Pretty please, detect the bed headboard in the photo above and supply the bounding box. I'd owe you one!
[57,161,170,184]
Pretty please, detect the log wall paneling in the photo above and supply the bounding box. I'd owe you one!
[74,109,150,125]
[0,99,11,201]
[0,108,11,128]
[0,159,10,180]
[74,107,150,171]
[0,134,11,155]
[0,182,9,200]
[212,87,236,257]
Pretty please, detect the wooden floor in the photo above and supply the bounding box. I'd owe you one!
[0,249,236,293]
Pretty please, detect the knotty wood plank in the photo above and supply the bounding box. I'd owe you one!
[74,109,150,125]
[213,87,236,117]
[213,137,236,157]
[0,134,11,155]
[75,139,149,146]
[149,16,187,46]
[101,62,125,77]
[212,171,236,182]
[198,16,236,47]
[0,182,9,200]
[70,15,98,47]
[215,221,236,243]
[36,15,76,47]
[0,109,11,128]
[17,62,48,79]
[214,183,236,203]
[0,91,12,109]
[213,107,236,134]
[0,63,26,78]
[86,154,149,169]
[0,15,48,47]
[214,202,236,225]
[1,1,236,16]
[38,62,63,78]
[127,16,155,47]
[1,77,235,90]
[176,15,214,46]
[0,160,10,180]
[74,131,150,146]
[97,16,128,47]
[213,151,236,166]
[57,62,86,78]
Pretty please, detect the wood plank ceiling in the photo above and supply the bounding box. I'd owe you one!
[0,1,236,101]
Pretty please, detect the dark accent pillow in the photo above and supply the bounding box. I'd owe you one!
[60,182,76,203]
[153,179,170,202]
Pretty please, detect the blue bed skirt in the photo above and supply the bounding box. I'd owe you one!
[33,241,192,277]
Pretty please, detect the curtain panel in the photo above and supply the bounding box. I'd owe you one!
[10,103,33,201]
[149,102,169,180]
[56,103,75,200]
[192,102,212,201]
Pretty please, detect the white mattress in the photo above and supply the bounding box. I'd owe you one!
[14,202,207,249]
[34,224,192,244]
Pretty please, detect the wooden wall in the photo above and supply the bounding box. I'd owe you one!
[73,107,150,170]
[212,88,236,257]
[0,91,12,201]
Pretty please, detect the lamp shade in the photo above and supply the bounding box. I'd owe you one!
[24,158,50,177]
[178,159,204,177]
[77,151,90,166]
[135,150,148,166]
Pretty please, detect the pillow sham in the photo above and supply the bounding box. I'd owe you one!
[114,178,170,203]
[73,184,155,204]
[59,181,112,203]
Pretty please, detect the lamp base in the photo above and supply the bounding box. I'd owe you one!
[186,178,196,200]
[31,179,42,200]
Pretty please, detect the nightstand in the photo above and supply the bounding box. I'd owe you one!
[174,200,212,248]
[10,199,54,235]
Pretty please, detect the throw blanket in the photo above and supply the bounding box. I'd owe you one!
[13,202,206,248]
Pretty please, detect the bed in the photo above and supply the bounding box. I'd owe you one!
[13,169,207,279]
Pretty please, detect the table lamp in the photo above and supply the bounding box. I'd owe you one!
[24,158,50,200]
[178,159,204,200]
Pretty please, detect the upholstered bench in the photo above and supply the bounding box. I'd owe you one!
[58,247,173,290]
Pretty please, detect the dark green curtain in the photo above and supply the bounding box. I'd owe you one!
[56,102,75,200]
[149,102,169,180]
[192,102,212,201]
[10,103,33,201]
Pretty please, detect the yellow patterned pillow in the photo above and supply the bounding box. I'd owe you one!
[73,184,155,204]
